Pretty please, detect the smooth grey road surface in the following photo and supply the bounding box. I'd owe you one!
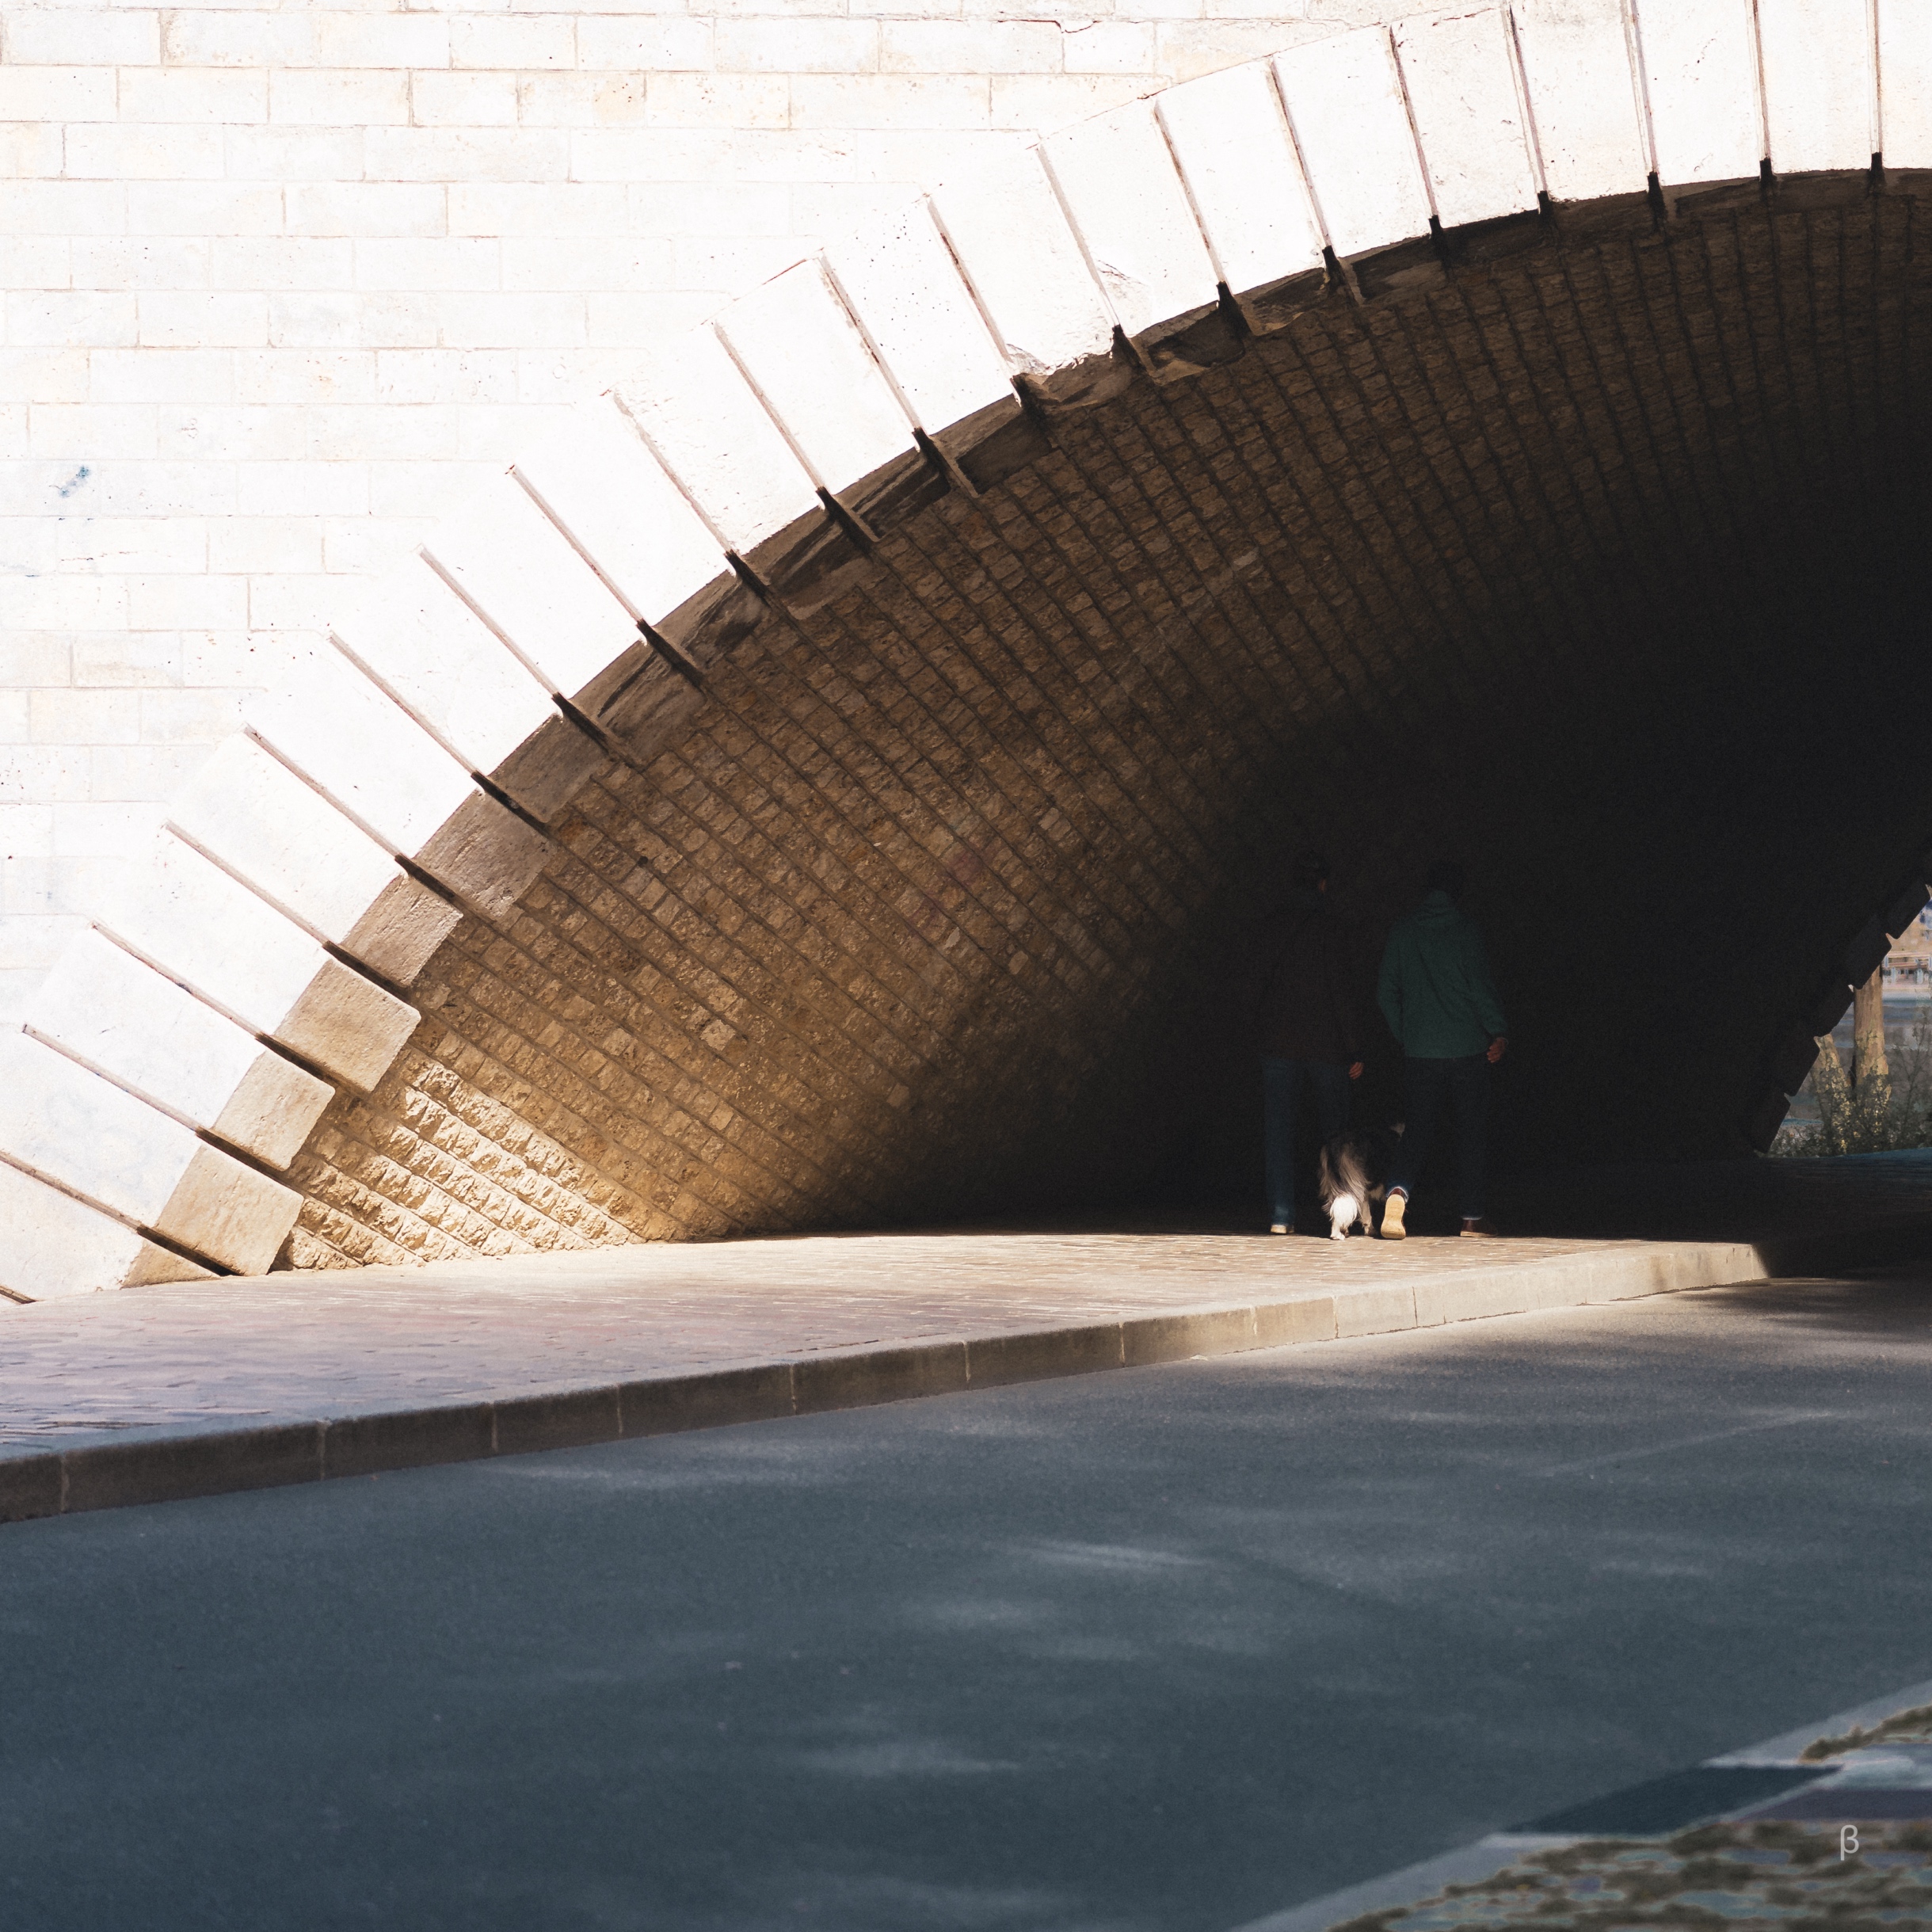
[4,1269,1930,1932]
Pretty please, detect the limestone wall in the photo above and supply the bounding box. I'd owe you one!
[0,0,1408,1015]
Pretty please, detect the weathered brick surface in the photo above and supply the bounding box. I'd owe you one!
[284,190,1932,1266]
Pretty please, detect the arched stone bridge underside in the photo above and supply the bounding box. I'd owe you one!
[8,4,1932,1289]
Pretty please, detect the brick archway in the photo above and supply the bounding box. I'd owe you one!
[7,6,1932,1288]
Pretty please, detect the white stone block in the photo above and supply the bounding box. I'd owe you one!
[429,292,588,352]
[1065,23,1157,77]
[0,236,70,292]
[1156,62,1325,307]
[1638,0,1764,186]
[170,735,458,985]
[139,292,269,351]
[500,237,672,294]
[26,928,331,1170]
[929,147,1115,390]
[0,1028,299,1275]
[93,826,301,1027]
[1511,0,1648,204]
[0,68,119,123]
[118,67,267,126]
[791,75,992,133]
[1042,97,1219,346]
[375,349,520,409]
[714,260,915,498]
[312,13,449,71]
[355,238,498,295]
[0,183,125,241]
[269,69,410,128]
[821,198,1016,452]
[67,236,208,293]
[421,471,639,700]
[510,394,729,633]
[246,648,474,858]
[1,122,74,180]
[29,406,158,463]
[1275,29,1435,257]
[577,20,713,74]
[0,1029,185,1229]
[713,17,878,75]
[107,833,417,1092]
[0,1160,211,1300]
[67,125,226,185]
[450,15,575,72]
[9,292,137,351]
[1393,7,1540,228]
[330,551,558,777]
[1759,0,1874,174]
[3,10,158,65]
[128,574,248,631]
[51,803,164,862]
[881,20,1061,74]
[159,10,315,69]
[990,74,1157,134]
[450,184,630,240]
[617,326,821,557]
[364,128,568,189]
[1881,1,1932,168]
[285,183,448,242]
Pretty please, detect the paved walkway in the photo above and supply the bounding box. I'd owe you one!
[0,1225,1680,1450]
[0,1151,1924,1515]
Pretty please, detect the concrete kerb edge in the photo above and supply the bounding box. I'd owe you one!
[3,1222,1920,1526]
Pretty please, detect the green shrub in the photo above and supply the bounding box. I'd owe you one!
[1774,1023,1932,1155]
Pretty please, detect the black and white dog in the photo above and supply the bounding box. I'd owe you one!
[1316,1125,1404,1240]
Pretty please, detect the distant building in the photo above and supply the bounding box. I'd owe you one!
[1884,913,1932,995]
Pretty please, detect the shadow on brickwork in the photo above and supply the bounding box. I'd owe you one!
[280,186,1932,1267]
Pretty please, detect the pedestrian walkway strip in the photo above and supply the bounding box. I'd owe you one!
[6,1195,1930,1526]
[1233,1681,1932,1932]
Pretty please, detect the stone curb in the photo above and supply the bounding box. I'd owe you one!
[2,1221,1922,1527]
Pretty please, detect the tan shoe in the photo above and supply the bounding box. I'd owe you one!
[1269,1222,1290,1236]
[1380,1193,1407,1239]
[1459,1217,1499,1238]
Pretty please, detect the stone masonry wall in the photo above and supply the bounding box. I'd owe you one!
[287,185,1932,1263]
[0,0,1411,1017]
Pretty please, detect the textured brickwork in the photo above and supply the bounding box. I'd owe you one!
[283,186,1932,1266]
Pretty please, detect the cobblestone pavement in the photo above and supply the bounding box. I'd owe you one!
[4,1154,1930,1454]
[1339,1822,1932,1931]
[1256,1682,1932,1932]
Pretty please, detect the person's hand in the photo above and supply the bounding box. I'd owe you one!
[1487,1036,1507,1064]
[1347,1061,1364,1080]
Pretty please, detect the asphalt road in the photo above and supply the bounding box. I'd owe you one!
[4,1269,1930,1932]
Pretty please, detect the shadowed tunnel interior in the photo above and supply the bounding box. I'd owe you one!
[284,180,1932,1267]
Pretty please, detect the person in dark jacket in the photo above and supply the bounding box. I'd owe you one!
[1376,859,1507,1239]
[1256,852,1363,1233]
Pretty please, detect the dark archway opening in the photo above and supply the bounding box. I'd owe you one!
[287,181,1932,1263]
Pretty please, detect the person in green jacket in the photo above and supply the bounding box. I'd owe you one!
[1376,860,1507,1239]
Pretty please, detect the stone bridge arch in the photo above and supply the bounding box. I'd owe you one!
[6,1,1932,1292]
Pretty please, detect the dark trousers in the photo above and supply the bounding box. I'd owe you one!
[1389,1054,1489,1220]
[1261,1057,1351,1225]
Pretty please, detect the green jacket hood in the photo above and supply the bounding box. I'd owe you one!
[1376,891,1507,1059]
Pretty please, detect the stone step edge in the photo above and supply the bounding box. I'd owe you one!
[2,1219,1919,1526]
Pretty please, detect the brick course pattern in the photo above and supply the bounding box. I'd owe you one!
[283,184,1932,1267]
[9,11,1932,1289]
